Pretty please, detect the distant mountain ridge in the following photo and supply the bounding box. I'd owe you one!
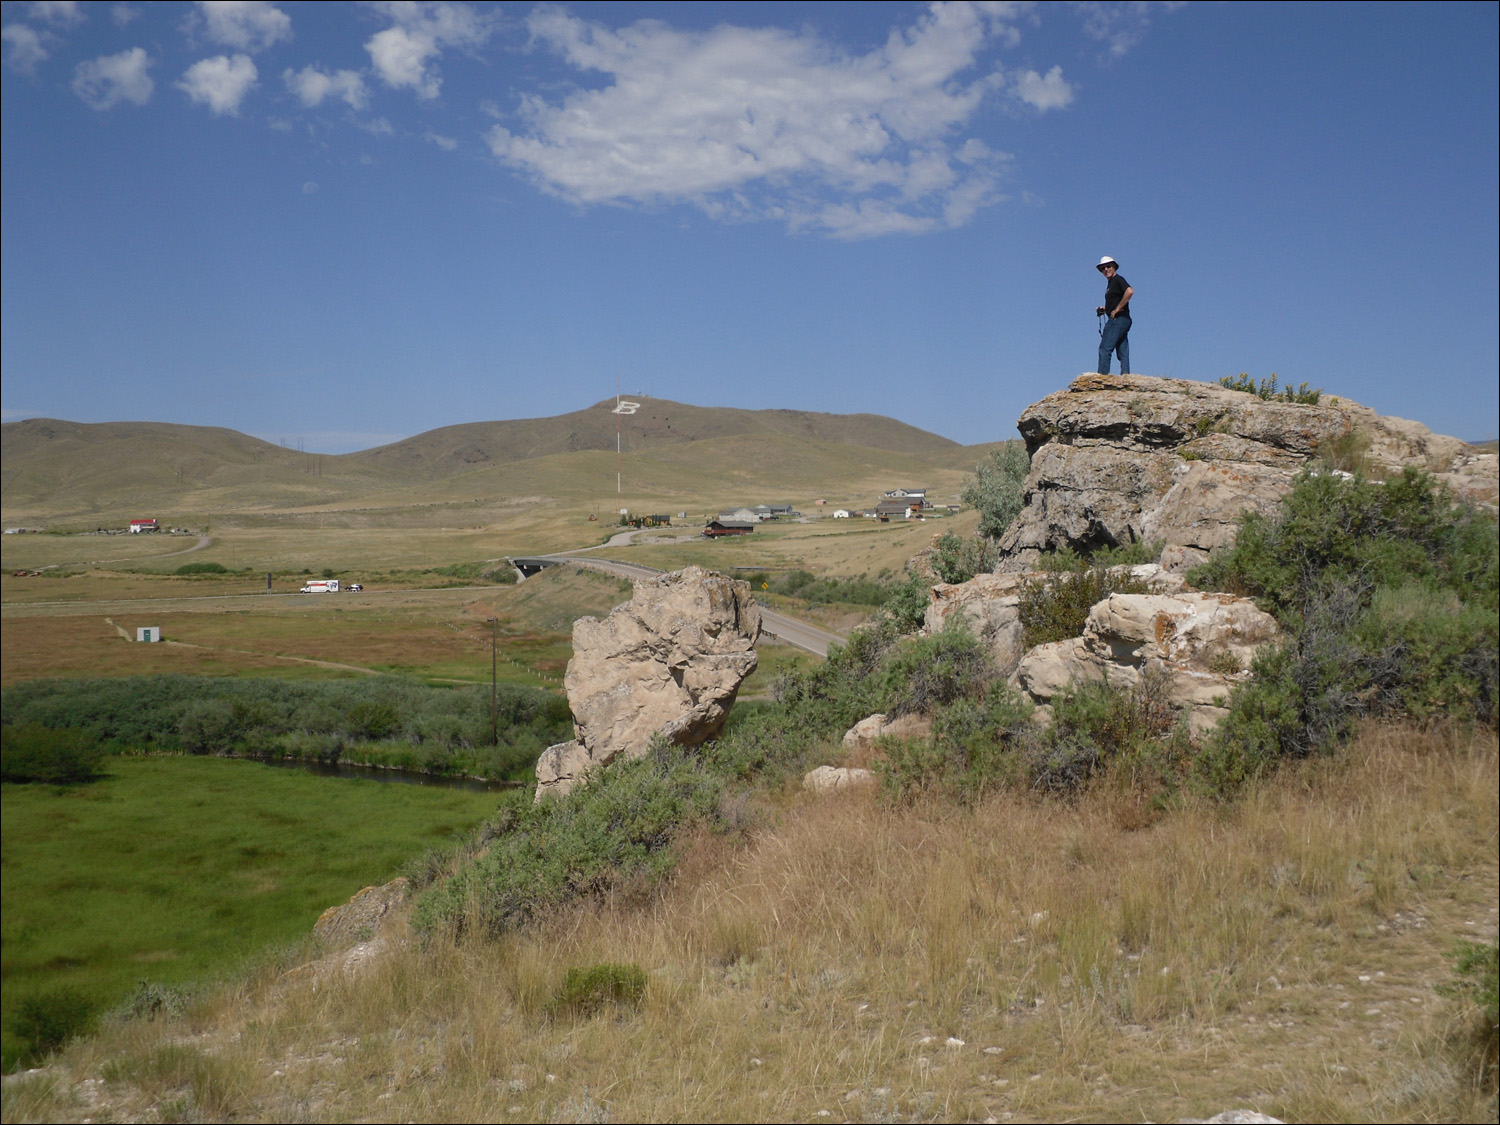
[0,399,973,522]
[349,399,961,479]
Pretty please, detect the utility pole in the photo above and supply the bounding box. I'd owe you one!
[489,617,498,746]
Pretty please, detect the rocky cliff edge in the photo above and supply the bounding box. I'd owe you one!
[996,374,1497,572]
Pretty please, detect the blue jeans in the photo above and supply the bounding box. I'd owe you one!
[1098,315,1131,374]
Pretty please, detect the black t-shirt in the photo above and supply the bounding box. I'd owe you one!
[1104,274,1131,319]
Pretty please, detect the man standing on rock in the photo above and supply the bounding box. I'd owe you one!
[1095,255,1133,374]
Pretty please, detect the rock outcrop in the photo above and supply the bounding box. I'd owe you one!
[841,712,933,756]
[998,374,1497,572]
[313,878,409,944]
[802,765,876,793]
[923,565,1188,677]
[1011,590,1280,733]
[535,565,761,799]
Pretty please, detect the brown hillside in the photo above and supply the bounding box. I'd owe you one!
[1,403,986,524]
[346,398,962,480]
[0,419,388,521]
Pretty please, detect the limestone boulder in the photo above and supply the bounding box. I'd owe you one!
[841,712,933,756]
[803,766,876,793]
[1012,591,1279,733]
[535,565,761,799]
[997,374,1494,571]
[923,572,1032,676]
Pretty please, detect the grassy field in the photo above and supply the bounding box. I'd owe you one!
[0,755,501,1071]
[0,567,635,688]
[3,724,1493,1122]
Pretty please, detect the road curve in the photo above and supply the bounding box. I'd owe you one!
[539,553,846,658]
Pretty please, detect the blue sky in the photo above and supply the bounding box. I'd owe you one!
[3,1,1496,452]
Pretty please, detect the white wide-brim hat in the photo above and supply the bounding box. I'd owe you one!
[1096,256,1119,272]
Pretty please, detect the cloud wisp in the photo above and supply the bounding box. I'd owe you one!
[178,52,257,115]
[73,46,154,109]
[1074,0,1184,60]
[365,1,492,100]
[486,1,1070,238]
[2,24,50,73]
[191,1,292,53]
[285,64,368,110]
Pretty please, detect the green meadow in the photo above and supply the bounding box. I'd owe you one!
[0,756,499,1070]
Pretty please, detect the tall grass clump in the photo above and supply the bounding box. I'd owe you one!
[1192,468,1497,790]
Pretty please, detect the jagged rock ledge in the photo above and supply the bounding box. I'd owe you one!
[997,373,1497,572]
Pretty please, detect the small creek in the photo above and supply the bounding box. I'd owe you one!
[253,757,521,792]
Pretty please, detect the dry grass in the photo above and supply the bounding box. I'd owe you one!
[0,567,631,686]
[8,722,1494,1123]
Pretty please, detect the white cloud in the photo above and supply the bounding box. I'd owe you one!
[1013,65,1073,110]
[192,1,291,53]
[1073,1,1182,59]
[486,1,1038,238]
[178,53,258,115]
[112,6,141,28]
[29,2,83,27]
[301,181,319,194]
[425,131,458,151]
[2,24,48,73]
[284,64,368,109]
[364,1,491,100]
[72,47,154,109]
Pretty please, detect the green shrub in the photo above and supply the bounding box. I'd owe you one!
[1,675,571,780]
[551,963,648,1017]
[412,741,725,935]
[962,441,1030,540]
[118,980,186,1022]
[877,626,991,717]
[1192,470,1498,791]
[1438,940,1499,1090]
[930,531,999,585]
[10,987,94,1061]
[1026,669,1177,792]
[880,686,1033,803]
[0,724,104,783]
[1018,565,1152,649]
[742,569,896,609]
[1216,373,1321,404]
[880,573,931,634]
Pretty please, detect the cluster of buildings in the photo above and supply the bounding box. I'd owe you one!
[702,488,950,537]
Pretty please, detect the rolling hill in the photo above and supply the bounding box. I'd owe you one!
[0,400,998,525]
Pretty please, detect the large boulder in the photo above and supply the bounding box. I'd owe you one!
[535,565,761,799]
[998,374,1497,571]
[1011,591,1279,733]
